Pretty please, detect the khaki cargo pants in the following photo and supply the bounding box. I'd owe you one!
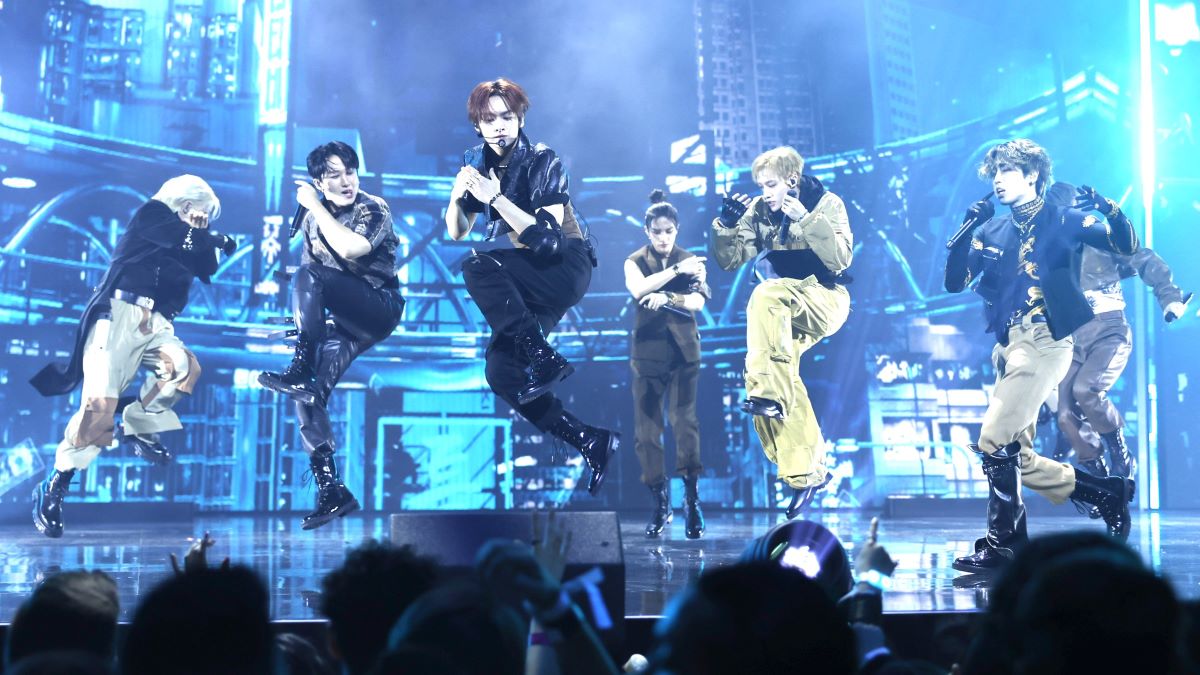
[744,277,850,489]
[54,298,201,472]
[981,317,1077,504]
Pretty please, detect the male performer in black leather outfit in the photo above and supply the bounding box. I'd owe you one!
[30,175,236,538]
[444,78,617,495]
[259,141,404,529]
[944,139,1140,574]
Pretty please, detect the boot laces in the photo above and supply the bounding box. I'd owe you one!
[1070,498,1093,517]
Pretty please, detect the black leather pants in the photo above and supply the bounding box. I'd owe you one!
[292,264,403,454]
[461,240,591,429]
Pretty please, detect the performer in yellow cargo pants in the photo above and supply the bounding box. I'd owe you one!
[711,146,853,518]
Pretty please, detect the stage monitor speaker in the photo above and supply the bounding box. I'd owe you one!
[388,510,625,636]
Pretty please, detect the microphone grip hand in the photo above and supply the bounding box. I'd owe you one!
[945,199,994,250]
[965,198,995,224]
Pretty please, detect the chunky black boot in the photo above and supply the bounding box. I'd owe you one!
[546,411,619,495]
[302,444,360,530]
[1070,469,1134,541]
[125,432,173,466]
[740,396,785,420]
[1100,429,1136,481]
[258,333,320,406]
[682,475,705,539]
[33,468,76,538]
[645,480,673,538]
[515,325,573,405]
[1075,456,1108,520]
[784,472,833,520]
[953,443,1027,574]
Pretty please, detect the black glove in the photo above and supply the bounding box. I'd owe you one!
[214,233,238,256]
[1072,185,1114,215]
[718,196,748,228]
[964,198,995,225]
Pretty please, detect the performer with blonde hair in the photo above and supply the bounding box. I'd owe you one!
[30,174,236,537]
[711,146,853,518]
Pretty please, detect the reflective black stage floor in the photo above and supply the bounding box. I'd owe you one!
[1,511,1197,622]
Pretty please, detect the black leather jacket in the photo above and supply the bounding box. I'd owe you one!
[30,200,224,396]
[458,131,571,241]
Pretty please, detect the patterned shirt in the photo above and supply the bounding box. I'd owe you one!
[1005,213,1047,322]
[300,190,399,289]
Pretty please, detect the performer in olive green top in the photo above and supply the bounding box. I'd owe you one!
[624,190,710,539]
[711,146,853,519]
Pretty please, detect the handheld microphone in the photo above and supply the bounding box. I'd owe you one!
[944,191,995,250]
[288,204,308,239]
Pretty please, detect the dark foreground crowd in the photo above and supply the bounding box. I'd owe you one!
[5,519,1200,675]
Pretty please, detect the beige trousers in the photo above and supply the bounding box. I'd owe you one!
[744,277,850,489]
[981,318,1077,504]
[55,298,201,471]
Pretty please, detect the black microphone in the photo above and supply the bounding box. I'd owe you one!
[944,191,995,250]
[288,204,308,239]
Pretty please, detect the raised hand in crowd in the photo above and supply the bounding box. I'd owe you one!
[169,531,230,575]
[855,516,898,579]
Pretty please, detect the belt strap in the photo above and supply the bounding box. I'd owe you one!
[113,289,155,311]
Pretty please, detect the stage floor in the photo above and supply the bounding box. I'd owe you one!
[1,510,1197,622]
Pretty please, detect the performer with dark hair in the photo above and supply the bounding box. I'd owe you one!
[259,141,404,529]
[1042,182,1189,483]
[624,189,710,538]
[1059,245,1189,482]
[29,175,236,537]
[944,139,1140,574]
[444,77,617,495]
[711,146,852,519]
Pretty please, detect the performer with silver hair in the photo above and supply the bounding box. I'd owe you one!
[30,174,237,538]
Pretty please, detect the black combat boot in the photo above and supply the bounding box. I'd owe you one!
[125,432,173,466]
[785,472,833,520]
[645,480,672,538]
[33,468,76,538]
[1100,429,1136,481]
[1075,455,1108,520]
[740,396,786,420]
[682,474,705,539]
[302,443,360,530]
[258,332,320,406]
[545,411,619,495]
[515,325,574,405]
[952,443,1028,574]
[1070,469,1134,541]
